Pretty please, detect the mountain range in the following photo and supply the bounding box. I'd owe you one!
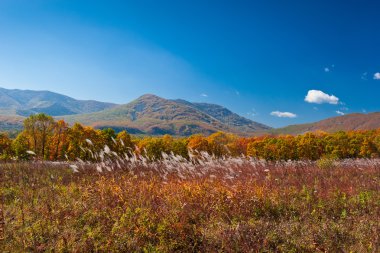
[0,88,270,135]
[62,94,271,135]
[0,87,379,136]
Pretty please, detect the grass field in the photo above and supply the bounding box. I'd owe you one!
[1,158,379,252]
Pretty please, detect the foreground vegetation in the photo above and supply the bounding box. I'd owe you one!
[1,158,379,252]
[1,113,380,251]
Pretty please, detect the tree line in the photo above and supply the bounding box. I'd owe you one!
[1,113,380,161]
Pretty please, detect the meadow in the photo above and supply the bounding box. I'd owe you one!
[1,154,379,252]
[1,114,380,252]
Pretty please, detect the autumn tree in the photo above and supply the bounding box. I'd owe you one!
[324,131,351,159]
[66,123,84,160]
[228,137,251,156]
[23,113,55,159]
[7,112,380,161]
[296,133,324,160]
[247,136,266,159]
[276,135,298,160]
[359,138,378,158]
[49,120,69,160]
[66,123,103,160]
[0,133,12,160]
[115,130,135,155]
[138,137,167,160]
[206,132,238,157]
[187,134,209,154]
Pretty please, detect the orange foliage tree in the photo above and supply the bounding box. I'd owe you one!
[4,113,380,161]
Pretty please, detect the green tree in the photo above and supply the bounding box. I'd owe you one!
[172,139,189,159]
[101,128,117,150]
[12,132,31,160]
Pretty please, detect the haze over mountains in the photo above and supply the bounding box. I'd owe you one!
[0,87,116,116]
[0,87,380,136]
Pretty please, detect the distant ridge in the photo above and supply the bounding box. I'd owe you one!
[271,112,380,135]
[0,87,116,116]
[0,115,24,132]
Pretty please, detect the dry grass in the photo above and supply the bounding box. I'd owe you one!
[1,156,380,252]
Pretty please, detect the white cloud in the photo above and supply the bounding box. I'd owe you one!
[304,90,339,104]
[200,93,208,97]
[270,111,297,118]
[374,72,380,80]
[361,72,368,80]
[336,110,345,115]
[324,67,330,72]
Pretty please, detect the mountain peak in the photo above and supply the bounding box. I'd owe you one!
[137,94,163,100]
[62,93,271,136]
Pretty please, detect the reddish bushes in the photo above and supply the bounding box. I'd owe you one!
[1,160,379,252]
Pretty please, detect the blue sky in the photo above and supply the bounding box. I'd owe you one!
[0,0,379,127]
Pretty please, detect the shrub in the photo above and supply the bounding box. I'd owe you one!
[317,155,337,170]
